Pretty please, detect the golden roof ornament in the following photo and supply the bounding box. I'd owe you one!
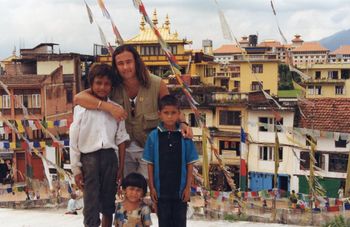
[140,16,145,31]
[152,9,158,26]
[164,14,170,30]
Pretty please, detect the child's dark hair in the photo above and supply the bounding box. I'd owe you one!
[159,94,180,111]
[88,63,115,86]
[122,172,147,195]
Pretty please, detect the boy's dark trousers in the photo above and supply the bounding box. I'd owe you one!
[157,198,187,227]
[81,148,118,227]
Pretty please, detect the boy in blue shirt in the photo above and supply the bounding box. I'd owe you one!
[142,95,199,227]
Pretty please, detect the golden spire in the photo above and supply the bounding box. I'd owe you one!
[152,9,158,26]
[164,14,170,30]
[140,16,145,31]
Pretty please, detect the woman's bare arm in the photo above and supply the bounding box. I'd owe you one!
[74,89,127,121]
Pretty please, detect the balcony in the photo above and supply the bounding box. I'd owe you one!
[304,78,346,85]
[233,54,277,61]
[210,92,248,105]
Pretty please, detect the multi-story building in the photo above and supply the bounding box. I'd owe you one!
[213,44,242,64]
[299,63,350,98]
[0,43,93,182]
[247,98,296,192]
[291,42,329,67]
[294,98,350,197]
[258,40,292,64]
[329,45,350,64]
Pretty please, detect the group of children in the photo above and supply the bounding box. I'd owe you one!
[69,63,198,227]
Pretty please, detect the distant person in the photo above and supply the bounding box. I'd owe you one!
[338,186,344,199]
[114,172,152,227]
[65,193,79,215]
[143,95,199,227]
[289,190,298,209]
[70,63,129,227]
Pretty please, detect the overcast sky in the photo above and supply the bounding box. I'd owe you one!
[1,0,349,59]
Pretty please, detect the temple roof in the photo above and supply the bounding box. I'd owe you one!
[126,11,191,44]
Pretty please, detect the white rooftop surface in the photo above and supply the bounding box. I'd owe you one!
[0,208,303,227]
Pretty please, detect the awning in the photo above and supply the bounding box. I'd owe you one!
[0,151,14,159]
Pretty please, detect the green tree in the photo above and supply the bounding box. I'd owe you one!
[278,64,301,90]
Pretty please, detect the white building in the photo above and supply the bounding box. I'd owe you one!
[246,103,297,192]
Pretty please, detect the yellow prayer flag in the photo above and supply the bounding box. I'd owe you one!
[202,128,209,189]
[15,120,25,133]
[40,141,46,148]
[10,142,16,149]
[47,121,54,128]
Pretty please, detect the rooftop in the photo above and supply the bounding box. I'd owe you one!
[0,75,47,87]
[126,12,190,44]
[298,98,350,133]
[213,44,242,54]
[292,42,329,52]
[330,45,350,55]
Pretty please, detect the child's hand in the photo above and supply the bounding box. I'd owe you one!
[150,187,158,203]
[116,169,123,186]
[182,186,190,202]
[117,186,123,199]
[181,124,193,139]
[74,174,84,190]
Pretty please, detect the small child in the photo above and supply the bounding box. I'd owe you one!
[70,63,129,227]
[66,193,79,215]
[142,95,199,227]
[114,172,152,227]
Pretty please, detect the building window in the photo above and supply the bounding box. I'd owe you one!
[315,71,321,79]
[335,138,347,148]
[258,117,283,132]
[252,64,263,73]
[188,113,206,127]
[170,45,177,55]
[32,129,43,139]
[2,95,10,109]
[300,151,324,170]
[329,154,348,173]
[220,79,228,89]
[259,146,283,162]
[66,89,73,103]
[219,110,241,126]
[251,81,261,91]
[220,141,239,156]
[14,95,23,108]
[315,86,322,95]
[335,85,344,95]
[328,71,339,79]
[32,94,41,108]
[307,86,314,95]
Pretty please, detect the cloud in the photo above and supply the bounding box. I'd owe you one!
[0,0,349,59]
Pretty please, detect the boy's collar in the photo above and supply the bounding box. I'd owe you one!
[157,122,181,132]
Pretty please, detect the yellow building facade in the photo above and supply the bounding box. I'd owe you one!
[299,64,350,98]
[214,55,279,96]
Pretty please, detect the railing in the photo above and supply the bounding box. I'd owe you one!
[210,92,248,104]
[304,78,346,84]
[233,54,277,61]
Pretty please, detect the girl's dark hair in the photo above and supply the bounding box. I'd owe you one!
[88,63,115,86]
[159,94,180,111]
[122,172,147,195]
[111,44,150,87]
